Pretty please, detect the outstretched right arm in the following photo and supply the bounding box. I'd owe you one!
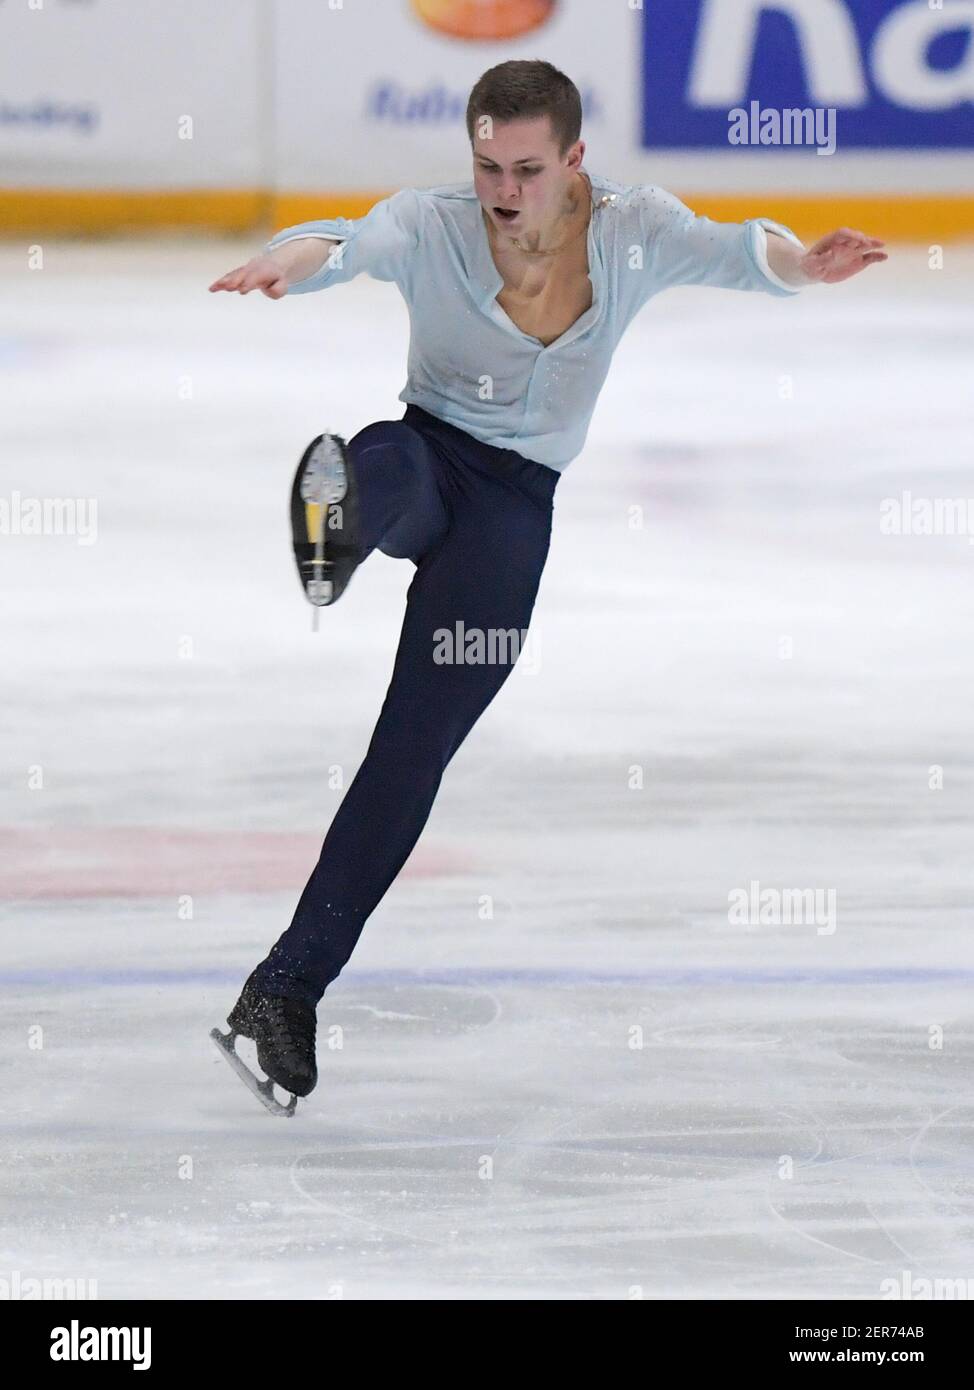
[208,237,340,299]
[209,189,421,300]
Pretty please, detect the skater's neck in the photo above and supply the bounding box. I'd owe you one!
[489,170,592,259]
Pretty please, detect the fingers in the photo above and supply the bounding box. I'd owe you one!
[260,276,289,300]
[208,265,252,293]
[208,266,245,292]
[833,228,886,249]
[837,241,888,268]
[239,263,273,294]
[809,229,888,279]
[813,229,885,255]
[208,261,279,294]
[823,250,890,282]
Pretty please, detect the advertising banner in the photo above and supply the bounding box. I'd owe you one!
[642,0,974,150]
[1,0,971,233]
[0,0,263,189]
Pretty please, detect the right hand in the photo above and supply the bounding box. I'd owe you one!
[209,255,289,299]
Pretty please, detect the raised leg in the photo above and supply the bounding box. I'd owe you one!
[253,467,554,1005]
[346,420,449,563]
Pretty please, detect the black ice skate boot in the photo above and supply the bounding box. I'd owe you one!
[290,432,362,609]
[210,972,317,1117]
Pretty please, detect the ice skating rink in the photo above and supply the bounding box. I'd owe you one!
[3,236,973,1300]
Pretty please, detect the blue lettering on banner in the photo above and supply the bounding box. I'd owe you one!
[367,81,602,126]
[0,100,99,134]
[369,83,467,124]
[642,0,974,148]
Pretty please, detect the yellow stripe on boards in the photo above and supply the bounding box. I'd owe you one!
[0,189,267,235]
[686,195,974,244]
[2,189,973,241]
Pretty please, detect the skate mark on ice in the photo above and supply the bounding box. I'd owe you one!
[649,1021,783,1050]
[343,1004,433,1023]
[908,1104,974,1222]
[332,985,501,1034]
[489,1109,604,1302]
[764,1097,943,1271]
[288,1152,447,1250]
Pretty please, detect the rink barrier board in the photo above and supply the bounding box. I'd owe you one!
[2,190,974,242]
[0,189,270,235]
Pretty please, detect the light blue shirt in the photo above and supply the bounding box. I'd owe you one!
[267,175,804,471]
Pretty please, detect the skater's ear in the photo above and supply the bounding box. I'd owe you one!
[564,139,585,173]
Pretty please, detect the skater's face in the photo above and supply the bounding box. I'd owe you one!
[472,116,584,237]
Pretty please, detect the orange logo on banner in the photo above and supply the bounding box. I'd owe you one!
[412,1,556,41]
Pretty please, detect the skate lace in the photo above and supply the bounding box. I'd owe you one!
[262,996,315,1050]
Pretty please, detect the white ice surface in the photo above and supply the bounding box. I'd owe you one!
[1,237,973,1299]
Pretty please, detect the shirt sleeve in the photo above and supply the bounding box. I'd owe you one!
[265,187,422,295]
[630,186,805,301]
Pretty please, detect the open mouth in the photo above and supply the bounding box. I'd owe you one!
[494,208,520,223]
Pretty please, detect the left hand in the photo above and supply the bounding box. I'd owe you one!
[801,228,888,284]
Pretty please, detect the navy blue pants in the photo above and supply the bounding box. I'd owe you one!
[253,405,560,1007]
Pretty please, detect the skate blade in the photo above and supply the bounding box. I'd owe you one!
[209,1027,298,1117]
[300,437,347,506]
[306,576,334,604]
[304,500,325,545]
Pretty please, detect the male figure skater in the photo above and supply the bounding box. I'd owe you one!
[209,60,886,1113]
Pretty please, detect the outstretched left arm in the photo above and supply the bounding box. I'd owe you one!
[767,227,888,287]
